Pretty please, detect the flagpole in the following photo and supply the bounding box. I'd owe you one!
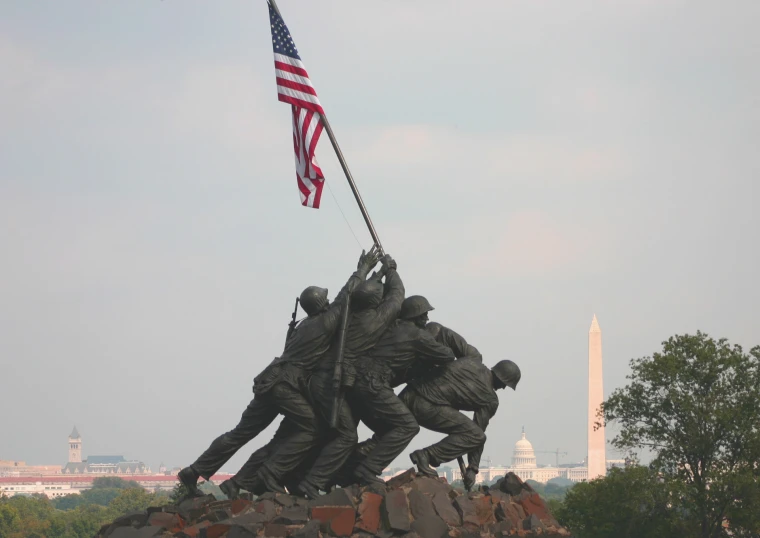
[268,0,385,256]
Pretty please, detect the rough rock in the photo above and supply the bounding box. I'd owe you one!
[411,514,449,538]
[293,520,321,538]
[93,472,569,538]
[386,468,416,489]
[408,489,436,519]
[254,499,278,520]
[452,497,479,528]
[309,487,355,508]
[311,506,356,536]
[275,506,309,525]
[410,476,450,496]
[383,489,411,532]
[355,492,384,534]
[432,491,461,527]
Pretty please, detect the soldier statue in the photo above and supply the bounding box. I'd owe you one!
[345,295,458,486]
[400,358,521,490]
[331,296,485,488]
[295,254,404,499]
[177,248,380,498]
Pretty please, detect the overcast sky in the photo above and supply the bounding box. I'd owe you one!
[1,0,758,475]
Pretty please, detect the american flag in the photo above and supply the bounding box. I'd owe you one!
[269,2,326,209]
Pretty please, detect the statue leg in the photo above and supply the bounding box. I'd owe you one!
[401,389,484,466]
[191,395,279,480]
[352,382,420,479]
[232,423,291,492]
[256,382,320,484]
[298,371,358,492]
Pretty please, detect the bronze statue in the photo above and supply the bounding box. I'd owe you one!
[346,295,456,486]
[400,358,521,490]
[295,254,404,499]
[177,248,379,497]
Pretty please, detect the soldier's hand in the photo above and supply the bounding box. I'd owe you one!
[381,254,397,272]
[463,469,477,491]
[358,246,380,272]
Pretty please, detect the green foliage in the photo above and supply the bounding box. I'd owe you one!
[90,477,141,490]
[602,333,760,538]
[0,483,173,538]
[523,479,574,503]
[52,488,124,510]
[0,499,22,537]
[107,487,169,515]
[169,482,195,504]
[557,466,688,538]
[47,504,110,538]
[0,494,55,537]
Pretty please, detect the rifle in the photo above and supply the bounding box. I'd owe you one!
[286,297,300,341]
[457,456,471,491]
[329,293,352,429]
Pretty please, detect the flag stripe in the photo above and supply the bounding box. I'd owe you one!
[270,2,326,208]
[274,53,307,71]
[276,77,318,97]
[274,61,310,78]
[275,69,315,89]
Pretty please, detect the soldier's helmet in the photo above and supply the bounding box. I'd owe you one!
[352,280,384,310]
[300,286,329,316]
[400,295,435,320]
[491,360,521,390]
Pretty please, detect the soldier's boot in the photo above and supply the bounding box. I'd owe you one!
[220,479,240,500]
[410,449,439,478]
[177,466,203,497]
[259,467,287,494]
[352,464,385,487]
[294,480,321,500]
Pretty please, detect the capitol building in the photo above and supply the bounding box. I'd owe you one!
[451,429,624,485]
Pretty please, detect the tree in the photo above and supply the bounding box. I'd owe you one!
[91,477,141,490]
[47,504,111,538]
[1,494,54,537]
[106,488,168,516]
[557,466,687,538]
[602,333,760,538]
[0,499,22,537]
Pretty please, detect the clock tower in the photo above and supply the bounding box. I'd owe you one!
[68,426,82,463]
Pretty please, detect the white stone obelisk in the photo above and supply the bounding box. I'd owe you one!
[587,314,606,479]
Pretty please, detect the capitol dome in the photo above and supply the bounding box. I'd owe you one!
[511,429,537,468]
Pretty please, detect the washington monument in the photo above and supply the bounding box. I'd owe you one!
[587,314,606,479]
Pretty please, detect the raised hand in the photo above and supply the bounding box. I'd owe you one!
[380,253,397,272]
[358,245,380,272]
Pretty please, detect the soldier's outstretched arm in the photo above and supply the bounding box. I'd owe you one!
[375,255,405,323]
[413,331,456,366]
[467,401,499,472]
[426,322,482,361]
[324,247,380,330]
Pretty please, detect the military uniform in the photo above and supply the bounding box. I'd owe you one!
[426,322,482,361]
[399,358,499,475]
[300,267,405,492]
[189,266,370,483]
[349,320,456,477]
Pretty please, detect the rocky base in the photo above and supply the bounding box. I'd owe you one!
[95,471,570,538]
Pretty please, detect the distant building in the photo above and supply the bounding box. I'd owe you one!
[0,428,231,497]
[0,482,79,498]
[587,315,606,480]
[62,427,150,475]
[0,460,62,478]
[452,430,586,484]
[452,430,622,485]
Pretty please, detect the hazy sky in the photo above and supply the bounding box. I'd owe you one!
[1,1,758,475]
